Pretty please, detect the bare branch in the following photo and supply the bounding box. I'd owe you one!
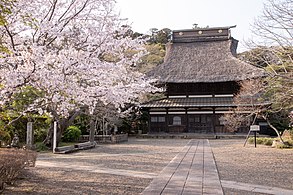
[46,0,90,46]
[58,0,77,22]
[48,0,58,21]
[4,25,15,51]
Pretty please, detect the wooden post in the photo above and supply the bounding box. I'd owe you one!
[185,108,188,133]
[26,122,34,149]
[53,121,57,153]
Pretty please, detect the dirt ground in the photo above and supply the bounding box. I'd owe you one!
[2,138,293,195]
[209,139,293,194]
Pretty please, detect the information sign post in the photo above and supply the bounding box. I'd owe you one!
[250,125,260,148]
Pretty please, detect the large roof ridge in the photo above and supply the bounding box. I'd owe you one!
[172,25,236,32]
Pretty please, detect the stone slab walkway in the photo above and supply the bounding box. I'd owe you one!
[142,139,223,195]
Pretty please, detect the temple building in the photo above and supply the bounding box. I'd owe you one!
[142,26,265,134]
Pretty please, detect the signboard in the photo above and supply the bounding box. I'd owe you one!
[250,125,260,131]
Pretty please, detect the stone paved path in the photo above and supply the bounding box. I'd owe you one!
[142,139,223,195]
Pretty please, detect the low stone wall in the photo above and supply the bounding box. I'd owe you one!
[79,134,128,144]
[110,134,128,143]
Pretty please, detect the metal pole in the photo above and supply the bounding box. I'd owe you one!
[254,131,257,148]
[53,121,57,153]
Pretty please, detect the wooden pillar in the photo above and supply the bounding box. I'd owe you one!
[212,107,216,134]
[166,108,169,133]
[185,108,188,133]
[147,109,151,133]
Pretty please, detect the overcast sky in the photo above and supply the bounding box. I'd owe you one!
[115,0,267,52]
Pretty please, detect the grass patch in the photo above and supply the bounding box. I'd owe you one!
[248,137,274,146]
[248,137,293,149]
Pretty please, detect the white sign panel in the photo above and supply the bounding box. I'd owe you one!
[250,125,260,131]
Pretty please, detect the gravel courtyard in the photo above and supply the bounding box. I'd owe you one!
[3,138,293,195]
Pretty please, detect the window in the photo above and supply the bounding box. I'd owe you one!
[158,117,165,122]
[194,116,200,123]
[201,115,206,123]
[173,116,181,125]
[189,117,194,123]
[151,116,165,123]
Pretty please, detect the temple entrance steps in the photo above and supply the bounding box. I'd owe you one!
[142,139,223,195]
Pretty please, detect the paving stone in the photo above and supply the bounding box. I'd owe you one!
[222,180,293,195]
[182,189,202,195]
[269,187,293,195]
[203,188,224,195]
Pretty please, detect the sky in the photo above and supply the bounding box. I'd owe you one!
[115,0,267,52]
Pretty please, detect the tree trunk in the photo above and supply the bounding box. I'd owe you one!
[43,122,54,148]
[43,110,81,148]
[262,116,287,145]
[89,116,96,142]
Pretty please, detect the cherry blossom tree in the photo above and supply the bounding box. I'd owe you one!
[0,0,14,53]
[0,0,159,145]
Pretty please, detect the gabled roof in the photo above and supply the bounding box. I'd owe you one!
[147,27,266,83]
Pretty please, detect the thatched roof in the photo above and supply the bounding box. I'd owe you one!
[148,27,266,83]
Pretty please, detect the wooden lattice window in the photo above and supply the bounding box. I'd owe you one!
[173,116,182,125]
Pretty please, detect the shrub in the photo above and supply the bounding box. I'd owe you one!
[0,130,11,146]
[0,148,37,191]
[263,138,274,146]
[35,142,49,152]
[256,138,264,144]
[285,139,293,146]
[34,128,48,142]
[62,126,81,142]
[248,137,254,144]
[276,143,293,149]
[72,114,90,135]
[289,128,293,140]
